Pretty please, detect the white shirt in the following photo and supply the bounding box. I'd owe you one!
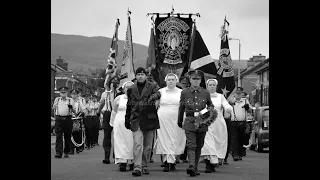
[233,98,247,121]
[73,98,85,115]
[53,97,75,116]
[100,91,113,112]
[86,101,99,116]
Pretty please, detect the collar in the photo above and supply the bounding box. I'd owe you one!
[165,86,177,91]
[190,86,201,92]
[235,98,244,103]
[210,92,218,97]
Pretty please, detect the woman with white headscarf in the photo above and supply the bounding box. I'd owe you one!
[110,81,135,172]
[200,79,233,173]
[155,73,186,172]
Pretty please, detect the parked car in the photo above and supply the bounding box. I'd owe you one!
[51,117,55,135]
[249,106,269,152]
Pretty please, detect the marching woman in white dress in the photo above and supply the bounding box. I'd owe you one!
[156,73,186,172]
[110,81,135,172]
[200,79,233,173]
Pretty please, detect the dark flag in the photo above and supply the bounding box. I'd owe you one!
[189,24,218,78]
[155,15,193,87]
[216,16,236,99]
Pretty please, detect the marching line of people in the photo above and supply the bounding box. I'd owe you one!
[52,87,101,158]
[52,67,255,178]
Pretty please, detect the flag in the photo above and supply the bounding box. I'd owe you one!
[120,11,135,85]
[146,27,156,70]
[189,25,218,77]
[104,19,120,88]
[216,16,236,99]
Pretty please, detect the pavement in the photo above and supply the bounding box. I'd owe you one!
[51,130,269,180]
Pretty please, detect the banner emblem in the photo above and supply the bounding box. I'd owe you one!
[157,17,190,65]
[217,48,234,77]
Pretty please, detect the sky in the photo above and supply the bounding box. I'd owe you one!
[51,0,269,60]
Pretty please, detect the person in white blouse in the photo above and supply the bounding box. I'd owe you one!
[85,95,100,149]
[200,79,233,173]
[109,81,135,172]
[69,89,86,154]
[155,73,186,172]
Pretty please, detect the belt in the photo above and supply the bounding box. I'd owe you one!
[186,112,200,117]
[231,120,246,122]
[86,115,97,117]
[56,115,71,120]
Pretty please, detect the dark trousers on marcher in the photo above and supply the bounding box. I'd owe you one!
[94,116,100,144]
[180,145,188,160]
[85,116,94,147]
[102,111,113,160]
[185,130,206,171]
[55,117,73,155]
[224,117,232,160]
[230,121,246,157]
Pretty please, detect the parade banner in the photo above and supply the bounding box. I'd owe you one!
[120,12,135,86]
[155,16,193,87]
[216,17,235,99]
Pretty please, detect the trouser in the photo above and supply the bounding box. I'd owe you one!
[180,144,188,160]
[224,117,231,160]
[85,116,94,147]
[94,116,100,143]
[102,111,113,160]
[230,121,246,157]
[150,130,156,160]
[55,117,73,155]
[132,127,155,171]
[185,130,206,171]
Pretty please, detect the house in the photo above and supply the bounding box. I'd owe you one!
[254,59,269,106]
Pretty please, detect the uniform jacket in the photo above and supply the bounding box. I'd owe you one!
[125,80,161,132]
[178,86,213,132]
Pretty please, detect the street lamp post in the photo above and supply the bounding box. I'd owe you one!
[229,38,241,87]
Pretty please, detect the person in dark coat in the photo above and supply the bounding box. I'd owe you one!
[125,67,161,177]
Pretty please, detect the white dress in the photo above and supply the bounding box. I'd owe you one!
[200,92,232,163]
[112,94,134,164]
[156,87,186,163]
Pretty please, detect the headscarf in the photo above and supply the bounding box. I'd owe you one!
[206,78,218,87]
[164,73,179,83]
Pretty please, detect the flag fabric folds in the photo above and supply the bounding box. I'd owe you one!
[120,12,135,85]
[216,17,235,99]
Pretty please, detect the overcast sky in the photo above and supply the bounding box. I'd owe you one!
[51,0,268,60]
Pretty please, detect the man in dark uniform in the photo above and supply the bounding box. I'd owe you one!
[92,95,100,146]
[52,87,77,158]
[97,79,115,164]
[177,70,214,177]
[229,87,251,161]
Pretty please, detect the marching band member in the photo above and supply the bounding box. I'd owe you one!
[52,86,76,158]
[92,95,100,146]
[229,87,253,161]
[156,73,186,172]
[200,79,233,172]
[86,95,99,149]
[69,89,86,154]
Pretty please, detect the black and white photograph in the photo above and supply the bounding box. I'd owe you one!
[51,0,269,179]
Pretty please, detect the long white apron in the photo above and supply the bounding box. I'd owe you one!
[156,87,186,163]
[113,95,134,163]
[201,93,229,162]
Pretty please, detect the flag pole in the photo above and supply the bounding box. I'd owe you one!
[187,21,196,71]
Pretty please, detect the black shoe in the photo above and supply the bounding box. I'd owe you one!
[102,159,110,164]
[150,158,154,163]
[195,171,200,176]
[205,160,213,173]
[119,163,127,172]
[163,162,169,172]
[175,159,180,164]
[233,156,239,161]
[129,164,134,171]
[223,159,229,165]
[69,149,75,155]
[161,162,165,167]
[170,163,176,171]
[142,168,150,174]
[132,170,141,176]
[54,154,62,158]
[238,156,242,161]
[183,160,188,163]
[186,166,196,177]
[64,153,69,158]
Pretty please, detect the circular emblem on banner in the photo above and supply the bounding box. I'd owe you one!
[217,48,234,77]
[157,17,190,65]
